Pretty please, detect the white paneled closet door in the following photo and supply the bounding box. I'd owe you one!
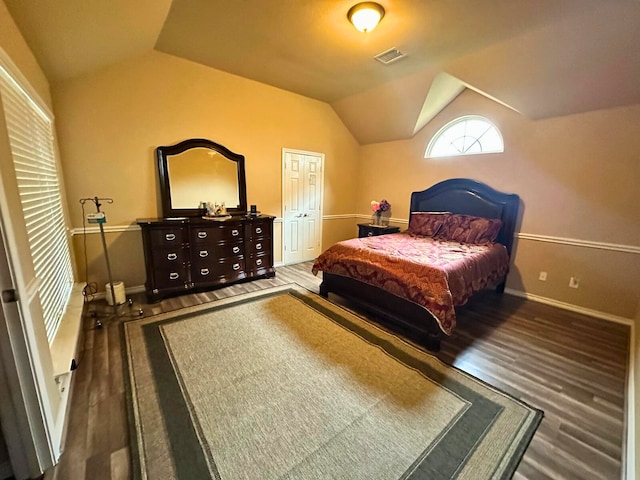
[282,149,324,265]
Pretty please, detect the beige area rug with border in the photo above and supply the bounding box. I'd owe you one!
[123,283,542,480]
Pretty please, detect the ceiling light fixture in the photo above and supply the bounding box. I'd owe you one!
[347,2,385,33]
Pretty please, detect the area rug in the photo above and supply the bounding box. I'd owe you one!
[123,284,542,480]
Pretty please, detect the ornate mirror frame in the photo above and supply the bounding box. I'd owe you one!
[157,138,247,218]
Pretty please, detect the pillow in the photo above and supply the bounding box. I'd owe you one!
[436,214,503,245]
[408,212,450,237]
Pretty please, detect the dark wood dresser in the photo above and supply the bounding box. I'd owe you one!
[137,215,275,302]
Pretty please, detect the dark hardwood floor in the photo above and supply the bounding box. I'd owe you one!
[47,262,629,480]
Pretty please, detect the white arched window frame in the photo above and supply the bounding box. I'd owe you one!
[425,115,504,158]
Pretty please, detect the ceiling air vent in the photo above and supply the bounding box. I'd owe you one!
[374,47,406,65]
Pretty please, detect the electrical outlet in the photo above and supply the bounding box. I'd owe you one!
[538,271,547,281]
[569,276,580,289]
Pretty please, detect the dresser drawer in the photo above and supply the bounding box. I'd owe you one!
[192,257,246,284]
[191,263,217,282]
[249,253,272,272]
[192,242,243,261]
[217,257,246,278]
[191,251,244,271]
[152,266,190,291]
[357,224,400,238]
[191,225,244,244]
[250,221,271,238]
[150,227,187,247]
[249,238,271,255]
[152,247,188,270]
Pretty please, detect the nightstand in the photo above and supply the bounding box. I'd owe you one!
[358,223,400,238]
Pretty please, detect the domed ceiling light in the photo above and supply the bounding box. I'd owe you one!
[347,2,385,33]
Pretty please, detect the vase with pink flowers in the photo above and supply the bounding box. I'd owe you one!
[370,199,391,225]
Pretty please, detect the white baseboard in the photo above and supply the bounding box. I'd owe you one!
[124,285,146,294]
[504,288,634,326]
[91,284,146,301]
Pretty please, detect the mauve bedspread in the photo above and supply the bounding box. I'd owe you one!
[312,232,509,335]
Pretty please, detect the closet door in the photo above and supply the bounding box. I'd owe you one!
[282,150,324,265]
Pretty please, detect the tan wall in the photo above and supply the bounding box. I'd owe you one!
[0,1,50,109]
[359,89,640,318]
[52,50,360,291]
[322,218,361,252]
[71,230,146,295]
[55,65,640,319]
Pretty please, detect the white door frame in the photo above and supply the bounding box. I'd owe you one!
[281,148,325,265]
[0,48,60,478]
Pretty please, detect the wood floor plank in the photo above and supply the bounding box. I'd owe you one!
[108,393,128,453]
[45,262,629,479]
[84,451,111,480]
[85,320,111,460]
[110,447,129,480]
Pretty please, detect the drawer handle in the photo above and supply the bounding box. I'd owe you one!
[367,232,373,237]
[256,243,262,250]
[232,246,240,254]
[199,250,209,258]
[256,258,263,266]
[232,229,239,237]
[169,272,179,280]
[232,263,240,271]
[197,231,207,239]
[165,233,176,241]
[200,268,210,276]
[167,253,177,261]
[256,227,262,234]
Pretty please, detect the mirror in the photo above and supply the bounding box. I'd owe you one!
[157,138,247,217]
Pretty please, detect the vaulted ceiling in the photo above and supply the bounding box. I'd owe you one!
[5,0,640,144]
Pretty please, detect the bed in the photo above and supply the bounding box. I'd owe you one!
[312,178,520,351]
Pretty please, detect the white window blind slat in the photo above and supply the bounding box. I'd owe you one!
[23,198,64,217]
[15,167,58,177]
[0,65,74,344]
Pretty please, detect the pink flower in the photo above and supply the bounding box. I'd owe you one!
[371,199,391,213]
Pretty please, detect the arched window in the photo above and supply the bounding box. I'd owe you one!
[425,115,503,158]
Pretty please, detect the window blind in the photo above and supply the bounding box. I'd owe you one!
[0,64,74,344]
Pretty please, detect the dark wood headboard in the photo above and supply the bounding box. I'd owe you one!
[409,178,520,256]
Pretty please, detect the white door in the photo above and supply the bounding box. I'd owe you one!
[0,210,53,479]
[282,149,324,264]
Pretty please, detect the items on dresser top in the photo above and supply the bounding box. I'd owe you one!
[137,215,275,302]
